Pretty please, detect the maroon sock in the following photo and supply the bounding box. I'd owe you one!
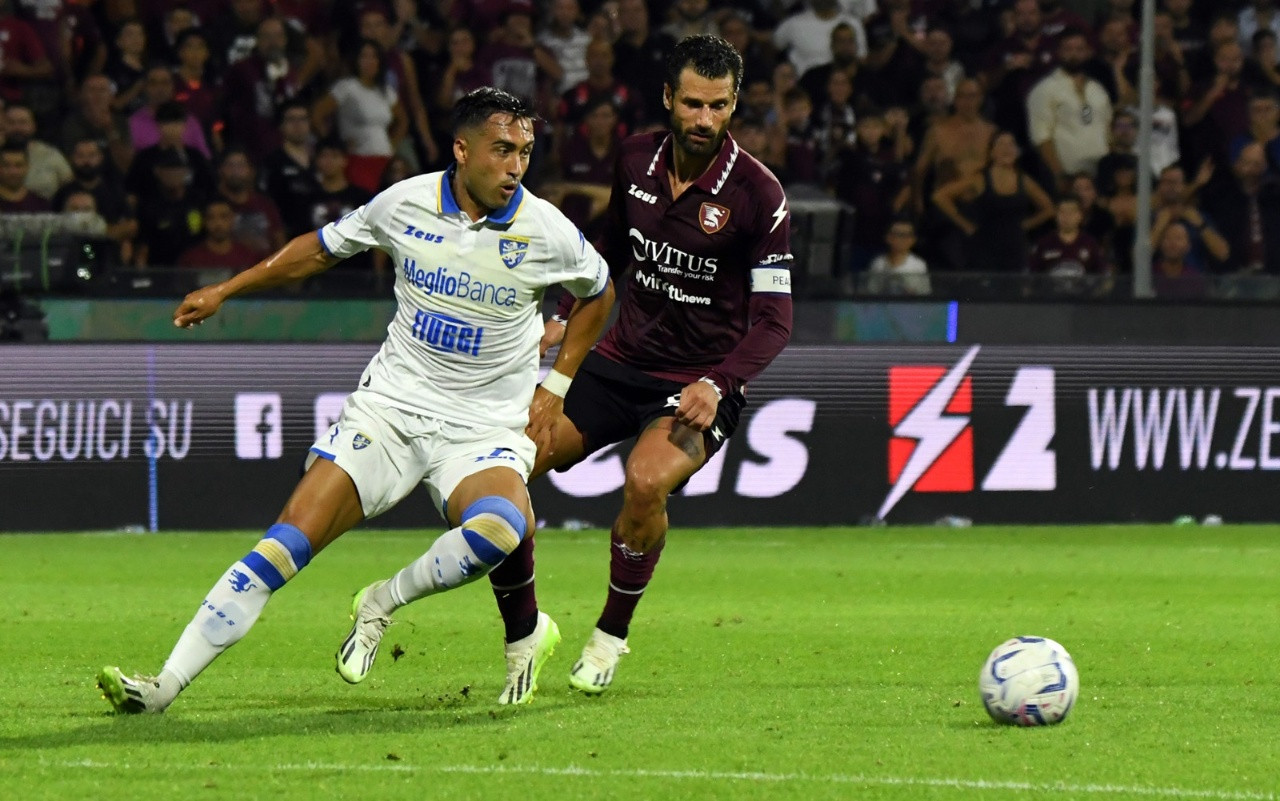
[489,536,538,642]
[596,527,665,640]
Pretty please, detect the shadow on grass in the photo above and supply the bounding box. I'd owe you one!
[0,689,566,752]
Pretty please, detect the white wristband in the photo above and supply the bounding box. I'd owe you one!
[541,368,572,398]
[698,376,723,400]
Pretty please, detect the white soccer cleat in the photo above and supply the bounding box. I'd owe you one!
[336,580,393,685]
[568,628,630,695]
[97,666,165,714]
[497,611,561,705]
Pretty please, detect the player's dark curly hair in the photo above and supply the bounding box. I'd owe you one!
[664,35,743,95]
[452,87,540,135]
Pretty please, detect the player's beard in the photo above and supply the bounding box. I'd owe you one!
[674,122,725,157]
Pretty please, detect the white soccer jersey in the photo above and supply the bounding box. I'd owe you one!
[318,169,608,430]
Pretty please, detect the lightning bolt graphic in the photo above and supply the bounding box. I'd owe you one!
[770,197,787,233]
[876,345,981,521]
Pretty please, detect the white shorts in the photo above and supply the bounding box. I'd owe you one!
[306,392,536,521]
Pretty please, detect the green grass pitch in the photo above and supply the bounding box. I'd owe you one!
[1,526,1277,800]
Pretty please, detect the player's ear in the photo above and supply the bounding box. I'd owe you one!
[452,135,467,166]
[663,85,672,111]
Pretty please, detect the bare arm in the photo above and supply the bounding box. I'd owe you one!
[1037,140,1063,186]
[389,99,409,149]
[311,94,338,139]
[527,280,616,450]
[173,233,341,327]
[1022,174,1057,231]
[933,175,980,235]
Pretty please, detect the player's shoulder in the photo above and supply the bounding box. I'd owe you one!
[616,130,669,171]
[722,142,788,220]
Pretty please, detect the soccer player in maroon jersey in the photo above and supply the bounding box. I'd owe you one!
[487,34,794,697]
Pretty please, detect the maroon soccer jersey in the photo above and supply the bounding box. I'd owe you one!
[591,131,793,392]
[1029,231,1107,276]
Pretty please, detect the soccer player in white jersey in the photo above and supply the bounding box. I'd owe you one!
[97,87,614,714]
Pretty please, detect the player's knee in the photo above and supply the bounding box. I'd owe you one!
[622,468,669,511]
[460,496,528,567]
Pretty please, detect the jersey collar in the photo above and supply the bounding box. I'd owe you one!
[646,131,741,196]
[438,164,526,224]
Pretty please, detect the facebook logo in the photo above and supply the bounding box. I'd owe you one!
[313,393,346,441]
[235,393,282,460]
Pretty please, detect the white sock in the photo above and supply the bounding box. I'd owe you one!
[373,503,525,613]
[159,560,273,702]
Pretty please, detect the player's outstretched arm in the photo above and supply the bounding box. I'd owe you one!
[173,233,341,328]
[527,278,615,452]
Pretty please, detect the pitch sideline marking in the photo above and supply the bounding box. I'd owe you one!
[46,759,1276,800]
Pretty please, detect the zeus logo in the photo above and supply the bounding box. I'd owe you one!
[878,346,1057,520]
[628,183,657,204]
[628,229,718,273]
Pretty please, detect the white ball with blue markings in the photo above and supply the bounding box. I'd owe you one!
[979,636,1078,726]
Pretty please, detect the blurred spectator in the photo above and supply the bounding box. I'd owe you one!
[982,0,1056,139]
[1166,0,1207,75]
[1203,141,1280,274]
[1094,108,1136,194]
[1149,163,1230,269]
[1229,89,1280,172]
[211,0,267,68]
[833,109,909,273]
[799,21,862,110]
[60,0,108,91]
[134,148,203,267]
[612,0,675,128]
[912,77,995,215]
[306,140,370,232]
[542,96,618,236]
[479,0,561,106]
[909,74,951,148]
[1148,73,1183,177]
[377,154,414,192]
[866,218,931,295]
[1092,17,1136,107]
[0,141,50,211]
[1039,0,1094,42]
[52,137,136,252]
[360,4,439,169]
[1150,11,1192,104]
[922,27,963,102]
[4,102,70,198]
[223,16,304,161]
[719,10,775,88]
[1247,28,1280,90]
[558,37,643,138]
[434,26,489,112]
[60,75,133,176]
[1238,1,1280,52]
[261,100,321,239]
[1027,29,1113,187]
[812,69,858,173]
[272,0,331,89]
[1029,196,1109,292]
[731,114,784,177]
[1102,156,1138,270]
[1185,39,1250,169]
[932,131,1055,273]
[130,69,211,158]
[663,0,718,43]
[127,101,215,200]
[171,28,221,147]
[1069,171,1118,257]
[540,0,591,94]
[1189,15,1241,86]
[214,147,286,258]
[178,197,261,270]
[105,17,149,113]
[313,39,408,193]
[861,0,928,110]
[0,0,52,105]
[152,6,200,66]
[1153,220,1210,298]
[780,86,819,184]
[776,0,867,78]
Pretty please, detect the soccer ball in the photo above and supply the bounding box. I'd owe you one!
[978,636,1078,726]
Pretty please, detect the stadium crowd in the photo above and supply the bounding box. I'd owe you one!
[1,0,1277,297]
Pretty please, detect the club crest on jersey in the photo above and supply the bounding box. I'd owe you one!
[699,202,730,234]
[498,235,530,269]
[352,432,372,450]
